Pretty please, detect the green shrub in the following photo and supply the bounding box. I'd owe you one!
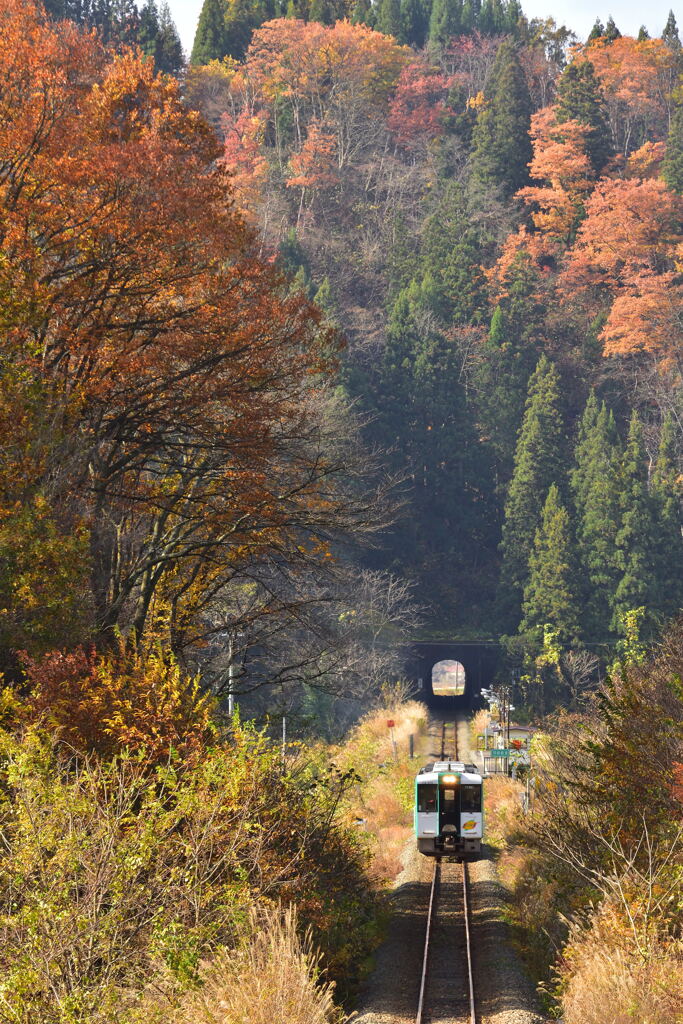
[0,721,379,1021]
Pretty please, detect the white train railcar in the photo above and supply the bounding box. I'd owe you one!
[414,761,483,859]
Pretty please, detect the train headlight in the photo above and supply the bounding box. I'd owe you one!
[441,774,457,783]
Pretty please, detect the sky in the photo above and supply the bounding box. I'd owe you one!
[165,0,680,58]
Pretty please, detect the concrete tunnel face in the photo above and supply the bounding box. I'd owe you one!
[409,643,501,711]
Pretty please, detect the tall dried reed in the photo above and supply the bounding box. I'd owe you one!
[470,709,490,748]
[562,939,683,1024]
[335,699,428,881]
[179,905,343,1024]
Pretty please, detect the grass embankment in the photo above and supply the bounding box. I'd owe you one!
[478,718,683,1024]
[334,700,429,883]
[0,698,429,1024]
[0,719,385,1023]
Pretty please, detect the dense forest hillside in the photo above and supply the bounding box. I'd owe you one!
[43,0,184,71]
[0,4,680,1021]
[185,2,683,694]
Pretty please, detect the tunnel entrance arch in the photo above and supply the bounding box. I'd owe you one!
[432,659,466,696]
[408,641,501,711]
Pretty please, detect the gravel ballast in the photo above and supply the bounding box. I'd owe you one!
[352,717,547,1024]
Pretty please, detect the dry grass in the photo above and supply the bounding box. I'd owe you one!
[561,911,683,1024]
[178,905,343,1024]
[347,700,427,761]
[370,824,412,881]
[482,774,524,847]
[335,700,428,883]
[470,709,490,748]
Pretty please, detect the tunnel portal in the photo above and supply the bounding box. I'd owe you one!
[408,641,501,712]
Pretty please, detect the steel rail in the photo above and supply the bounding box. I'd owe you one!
[416,860,439,1024]
[462,862,476,1024]
[415,858,477,1024]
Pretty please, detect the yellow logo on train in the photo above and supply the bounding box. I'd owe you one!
[462,819,477,831]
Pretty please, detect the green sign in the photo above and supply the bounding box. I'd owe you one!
[490,748,509,757]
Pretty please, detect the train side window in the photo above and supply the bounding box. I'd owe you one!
[417,784,437,812]
[461,784,481,812]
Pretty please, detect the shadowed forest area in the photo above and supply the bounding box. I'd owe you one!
[0,0,681,1021]
[184,0,683,706]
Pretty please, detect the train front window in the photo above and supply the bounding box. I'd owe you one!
[461,784,481,812]
[417,784,437,812]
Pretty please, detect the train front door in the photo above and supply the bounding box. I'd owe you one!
[439,780,459,834]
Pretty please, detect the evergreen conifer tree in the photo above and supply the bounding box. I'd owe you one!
[491,0,506,32]
[662,10,681,49]
[612,412,659,632]
[469,40,532,196]
[478,0,494,33]
[497,355,566,630]
[156,2,184,73]
[43,0,70,18]
[191,0,229,64]
[387,214,420,302]
[221,0,267,59]
[400,0,428,46]
[521,484,580,641]
[604,16,621,41]
[504,0,522,31]
[366,285,495,619]
[637,25,650,41]
[587,18,604,41]
[309,0,333,24]
[663,87,683,193]
[570,389,599,504]
[420,183,486,323]
[555,61,612,175]
[110,0,139,46]
[475,251,546,483]
[651,413,683,620]
[571,394,622,642]
[350,0,376,26]
[137,0,160,59]
[313,276,338,324]
[429,0,463,47]
[278,228,311,281]
[460,0,481,30]
[376,290,418,459]
[377,0,404,38]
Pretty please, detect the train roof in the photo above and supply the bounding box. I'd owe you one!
[416,760,482,784]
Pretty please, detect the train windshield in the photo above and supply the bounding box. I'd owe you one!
[431,660,466,696]
[417,784,437,812]
[461,784,482,812]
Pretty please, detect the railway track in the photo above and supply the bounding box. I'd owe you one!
[416,717,477,1024]
[438,718,460,761]
[416,859,476,1024]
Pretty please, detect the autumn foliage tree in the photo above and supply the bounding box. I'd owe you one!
[520,105,594,247]
[579,35,679,158]
[20,645,216,764]
[0,0,372,666]
[561,177,683,367]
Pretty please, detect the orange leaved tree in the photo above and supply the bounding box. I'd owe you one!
[580,35,678,157]
[0,1,354,657]
[22,645,215,763]
[560,177,683,370]
[519,106,595,247]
